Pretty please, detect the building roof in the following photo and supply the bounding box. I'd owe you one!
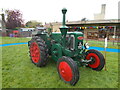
[66,19,120,26]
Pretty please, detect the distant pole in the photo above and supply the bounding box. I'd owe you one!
[104,30,108,71]
[113,26,116,45]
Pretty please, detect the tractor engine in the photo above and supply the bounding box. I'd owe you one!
[66,32,84,50]
[51,32,84,50]
[49,31,84,62]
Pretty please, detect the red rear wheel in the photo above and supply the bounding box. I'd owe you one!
[30,42,40,63]
[28,36,49,67]
[57,56,79,86]
[86,49,105,71]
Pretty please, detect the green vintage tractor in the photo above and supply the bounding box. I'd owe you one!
[28,8,105,86]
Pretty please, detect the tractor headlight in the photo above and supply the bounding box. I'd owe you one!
[84,42,89,49]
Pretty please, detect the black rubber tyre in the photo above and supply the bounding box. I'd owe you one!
[85,49,105,71]
[57,56,79,86]
[28,36,48,67]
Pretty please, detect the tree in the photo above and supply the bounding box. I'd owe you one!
[5,9,23,29]
[25,20,42,28]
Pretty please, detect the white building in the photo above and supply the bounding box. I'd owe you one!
[94,4,106,20]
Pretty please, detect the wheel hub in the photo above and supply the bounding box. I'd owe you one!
[61,69,65,73]
[89,57,96,64]
[86,53,100,68]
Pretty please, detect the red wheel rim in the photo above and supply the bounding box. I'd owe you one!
[30,42,40,63]
[59,61,73,82]
[86,53,100,68]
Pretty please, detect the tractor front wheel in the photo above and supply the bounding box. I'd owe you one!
[85,49,105,71]
[57,56,79,86]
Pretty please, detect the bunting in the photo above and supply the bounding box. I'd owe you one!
[68,26,114,30]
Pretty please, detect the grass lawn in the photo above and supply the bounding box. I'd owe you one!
[0,46,2,89]
[84,40,119,49]
[0,37,31,44]
[1,37,119,88]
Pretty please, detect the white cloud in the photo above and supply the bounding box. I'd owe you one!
[0,0,119,23]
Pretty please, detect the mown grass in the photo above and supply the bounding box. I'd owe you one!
[2,37,119,88]
[0,37,31,44]
[84,40,119,49]
[0,37,2,89]
[0,47,2,89]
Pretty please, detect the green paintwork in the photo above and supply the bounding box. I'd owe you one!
[60,8,68,47]
[61,8,67,26]
[51,44,62,61]
[32,8,86,67]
